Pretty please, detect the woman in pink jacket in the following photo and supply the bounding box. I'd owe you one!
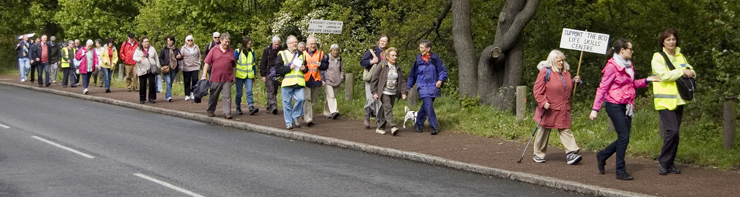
[589,38,660,180]
[75,39,99,95]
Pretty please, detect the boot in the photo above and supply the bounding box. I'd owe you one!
[236,105,243,115]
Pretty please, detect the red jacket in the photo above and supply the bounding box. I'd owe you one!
[120,39,138,65]
[592,58,648,111]
[533,66,574,129]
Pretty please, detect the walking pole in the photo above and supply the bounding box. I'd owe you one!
[517,109,547,163]
[572,29,586,97]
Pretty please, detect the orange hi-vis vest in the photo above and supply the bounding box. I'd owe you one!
[303,50,323,81]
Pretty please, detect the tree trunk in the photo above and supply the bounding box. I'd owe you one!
[477,0,539,112]
[452,0,477,97]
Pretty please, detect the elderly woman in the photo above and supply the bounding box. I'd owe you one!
[322,44,344,119]
[133,36,160,104]
[75,39,98,95]
[371,47,407,135]
[590,38,661,180]
[160,35,183,102]
[181,35,201,101]
[651,29,696,176]
[532,50,582,165]
[407,39,448,135]
[92,39,104,87]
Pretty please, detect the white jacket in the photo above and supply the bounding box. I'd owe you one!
[133,46,160,76]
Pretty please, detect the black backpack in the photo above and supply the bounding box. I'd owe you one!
[658,51,696,100]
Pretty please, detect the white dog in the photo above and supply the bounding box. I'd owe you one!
[403,106,417,128]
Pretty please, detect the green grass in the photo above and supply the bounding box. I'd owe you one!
[3,65,739,171]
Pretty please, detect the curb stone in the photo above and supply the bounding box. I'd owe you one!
[1,82,654,197]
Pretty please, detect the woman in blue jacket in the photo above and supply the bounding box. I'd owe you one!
[407,39,448,135]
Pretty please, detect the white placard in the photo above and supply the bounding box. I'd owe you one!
[559,28,610,54]
[307,19,343,34]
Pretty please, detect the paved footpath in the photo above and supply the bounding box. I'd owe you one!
[2,75,738,197]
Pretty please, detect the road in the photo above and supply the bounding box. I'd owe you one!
[0,85,577,197]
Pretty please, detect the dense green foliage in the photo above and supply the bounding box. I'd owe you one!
[2,0,740,170]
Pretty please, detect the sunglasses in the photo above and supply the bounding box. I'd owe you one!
[214,37,219,39]
[187,40,193,41]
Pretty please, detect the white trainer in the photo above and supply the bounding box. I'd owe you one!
[184,96,190,101]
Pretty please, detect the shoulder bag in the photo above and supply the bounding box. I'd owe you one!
[658,51,696,100]
[362,49,378,82]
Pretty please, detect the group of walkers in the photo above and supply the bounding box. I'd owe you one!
[533,29,695,181]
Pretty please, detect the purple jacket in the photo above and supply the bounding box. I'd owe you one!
[407,53,448,98]
[592,58,648,111]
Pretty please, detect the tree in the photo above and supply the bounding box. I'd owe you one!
[453,0,540,112]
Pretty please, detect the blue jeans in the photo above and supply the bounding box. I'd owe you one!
[102,68,113,90]
[235,78,254,108]
[415,97,438,129]
[37,62,50,86]
[18,58,30,81]
[163,70,178,98]
[281,86,305,125]
[156,74,163,93]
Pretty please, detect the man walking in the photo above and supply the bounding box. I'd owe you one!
[15,34,31,82]
[121,33,139,92]
[302,35,329,127]
[33,35,51,87]
[260,36,283,115]
[276,35,307,129]
[201,32,236,119]
[48,36,61,84]
[61,40,77,88]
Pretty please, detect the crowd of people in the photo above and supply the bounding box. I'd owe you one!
[15,28,693,181]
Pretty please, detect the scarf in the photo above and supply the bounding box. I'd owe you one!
[612,53,634,80]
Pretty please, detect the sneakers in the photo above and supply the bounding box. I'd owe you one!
[83,88,89,95]
[533,155,546,163]
[286,124,294,130]
[390,127,399,136]
[167,97,172,102]
[185,95,191,101]
[566,153,582,165]
[413,124,423,132]
[248,106,259,115]
[293,119,301,128]
[271,108,278,115]
[376,128,386,135]
[21,79,26,82]
[331,112,340,119]
[431,129,438,135]
[236,107,243,115]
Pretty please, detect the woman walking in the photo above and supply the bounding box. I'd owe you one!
[234,37,259,115]
[133,37,160,104]
[92,39,104,87]
[322,44,343,119]
[371,47,407,136]
[590,38,661,180]
[181,35,201,101]
[160,35,183,102]
[532,50,582,164]
[651,29,696,175]
[406,39,448,135]
[75,40,98,95]
[100,38,118,93]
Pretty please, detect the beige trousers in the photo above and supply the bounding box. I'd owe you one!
[323,85,339,116]
[533,127,580,158]
[124,64,138,90]
[303,86,321,123]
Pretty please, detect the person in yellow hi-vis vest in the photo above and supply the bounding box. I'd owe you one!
[302,35,330,127]
[651,29,696,176]
[234,37,259,116]
[61,40,77,88]
[275,35,307,129]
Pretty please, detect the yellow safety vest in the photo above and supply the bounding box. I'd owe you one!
[651,47,694,110]
[61,47,75,68]
[279,50,306,87]
[235,49,255,79]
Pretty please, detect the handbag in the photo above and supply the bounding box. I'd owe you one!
[162,65,170,74]
[362,49,378,82]
[148,55,161,75]
[658,51,696,100]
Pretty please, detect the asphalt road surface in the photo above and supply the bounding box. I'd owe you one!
[0,85,578,197]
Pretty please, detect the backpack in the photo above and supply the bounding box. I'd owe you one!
[544,67,552,83]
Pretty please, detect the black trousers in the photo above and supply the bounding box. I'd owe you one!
[658,106,684,167]
[598,102,631,175]
[182,70,199,96]
[62,67,75,86]
[139,73,157,101]
[30,63,37,81]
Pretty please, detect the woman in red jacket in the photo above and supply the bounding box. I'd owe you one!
[532,50,582,165]
[590,38,661,180]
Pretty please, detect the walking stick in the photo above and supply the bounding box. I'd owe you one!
[517,109,547,163]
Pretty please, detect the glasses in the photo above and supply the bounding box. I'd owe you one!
[187,40,193,42]
[214,37,219,39]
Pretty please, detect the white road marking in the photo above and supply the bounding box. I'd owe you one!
[0,123,9,129]
[134,173,204,197]
[31,136,95,159]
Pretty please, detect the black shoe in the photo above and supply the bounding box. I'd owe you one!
[236,107,243,115]
[431,129,438,135]
[271,108,278,115]
[148,99,156,103]
[105,89,111,93]
[46,83,50,87]
[413,124,423,132]
[668,166,681,174]
[659,165,669,175]
[139,101,145,104]
[331,112,340,119]
[306,122,314,127]
[616,173,634,180]
[63,85,67,88]
[249,106,259,115]
[38,85,43,87]
[597,153,606,174]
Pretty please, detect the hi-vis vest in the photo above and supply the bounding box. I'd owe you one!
[235,49,255,79]
[651,48,692,110]
[303,50,323,81]
[61,47,76,68]
[279,50,306,87]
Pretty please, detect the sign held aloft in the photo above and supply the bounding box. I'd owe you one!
[559,28,610,54]
[308,19,343,34]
